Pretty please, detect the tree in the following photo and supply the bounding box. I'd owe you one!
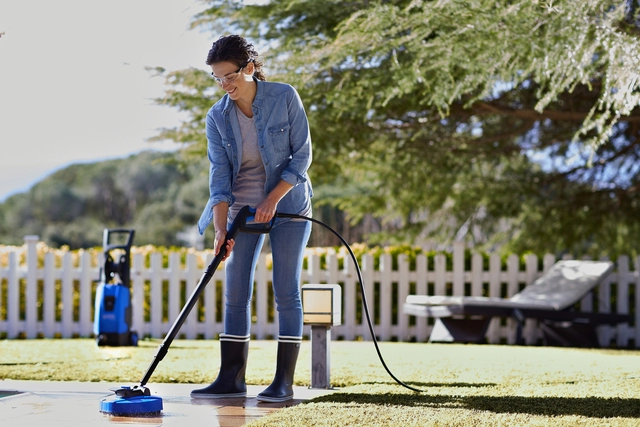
[151,0,640,257]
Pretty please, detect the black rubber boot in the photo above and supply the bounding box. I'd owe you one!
[191,337,249,398]
[257,340,300,402]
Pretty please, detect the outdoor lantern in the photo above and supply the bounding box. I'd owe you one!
[301,284,342,389]
[302,284,342,326]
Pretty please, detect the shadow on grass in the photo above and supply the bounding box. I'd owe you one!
[313,392,640,418]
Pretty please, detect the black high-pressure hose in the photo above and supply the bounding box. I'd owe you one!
[277,212,424,393]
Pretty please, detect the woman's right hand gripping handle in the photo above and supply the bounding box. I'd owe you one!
[214,229,235,261]
[213,202,234,261]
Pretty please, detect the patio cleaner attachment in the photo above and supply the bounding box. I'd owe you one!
[100,206,421,417]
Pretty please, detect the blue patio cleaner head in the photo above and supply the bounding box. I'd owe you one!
[100,386,163,416]
[100,206,274,416]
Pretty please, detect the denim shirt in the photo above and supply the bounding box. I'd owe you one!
[197,79,313,234]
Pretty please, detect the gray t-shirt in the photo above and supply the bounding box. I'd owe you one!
[230,105,267,221]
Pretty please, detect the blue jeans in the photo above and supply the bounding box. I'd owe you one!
[223,219,312,338]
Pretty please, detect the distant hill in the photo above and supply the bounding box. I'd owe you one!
[0,151,210,248]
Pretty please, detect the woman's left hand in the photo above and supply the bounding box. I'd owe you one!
[254,197,278,223]
[255,180,293,223]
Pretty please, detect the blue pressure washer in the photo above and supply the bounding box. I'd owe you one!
[94,228,138,347]
[100,205,421,417]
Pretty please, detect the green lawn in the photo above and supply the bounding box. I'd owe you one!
[1,339,639,426]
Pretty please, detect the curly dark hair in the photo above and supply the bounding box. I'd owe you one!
[206,35,266,81]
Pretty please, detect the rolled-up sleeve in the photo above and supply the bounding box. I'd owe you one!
[206,114,234,205]
[281,87,312,186]
[197,111,235,234]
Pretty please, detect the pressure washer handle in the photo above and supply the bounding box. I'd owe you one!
[103,228,135,252]
[237,206,277,234]
[206,206,274,265]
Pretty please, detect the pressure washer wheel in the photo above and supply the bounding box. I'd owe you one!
[96,334,107,346]
[129,331,139,346]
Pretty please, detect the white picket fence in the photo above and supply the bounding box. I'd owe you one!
[1,236,638,347]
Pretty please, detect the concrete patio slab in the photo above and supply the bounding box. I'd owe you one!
[0,380,336,427]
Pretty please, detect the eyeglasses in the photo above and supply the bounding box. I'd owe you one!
[211,66,244,85]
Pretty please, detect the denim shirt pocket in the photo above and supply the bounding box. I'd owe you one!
[268,122,290,152]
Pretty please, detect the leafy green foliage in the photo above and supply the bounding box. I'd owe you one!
[146,66,221,160]
[154,0,639,259]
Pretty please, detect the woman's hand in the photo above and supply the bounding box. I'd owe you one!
[214,230,235,261]
[255,180,294,223]
[254,198,278,223]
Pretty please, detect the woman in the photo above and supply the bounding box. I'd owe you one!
[192,35,313,403]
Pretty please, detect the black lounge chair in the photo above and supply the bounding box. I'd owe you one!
[403,260,631,347]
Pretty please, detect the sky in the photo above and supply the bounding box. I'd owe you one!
[0,0,215,201]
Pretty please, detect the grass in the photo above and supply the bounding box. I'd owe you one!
[1,339,639,426]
